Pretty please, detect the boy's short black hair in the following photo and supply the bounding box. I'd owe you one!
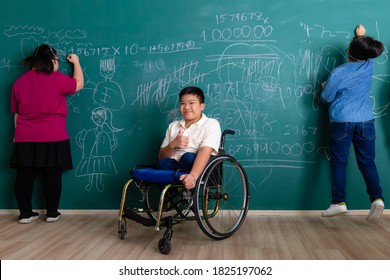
[23,44,58,74]
[349,36,384,61]
[179,86,205,103]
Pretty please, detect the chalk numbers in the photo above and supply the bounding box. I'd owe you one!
[201,11,272,42]
[0,58,11,70]
[284,125,317,136]
[149,41,196,54]
[215,12,266,25]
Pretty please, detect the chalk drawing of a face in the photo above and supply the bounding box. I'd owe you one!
[100,57,115,79]
[91,107,107,126]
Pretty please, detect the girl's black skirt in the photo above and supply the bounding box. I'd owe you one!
[10,139,73,170]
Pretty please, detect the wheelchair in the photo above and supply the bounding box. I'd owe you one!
[117,129,250,254]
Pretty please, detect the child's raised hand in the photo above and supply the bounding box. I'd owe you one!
[66,54,80,64]
[171,127,189,149]
[356,24,366,37]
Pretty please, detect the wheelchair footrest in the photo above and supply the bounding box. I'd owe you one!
[124,209,155,227]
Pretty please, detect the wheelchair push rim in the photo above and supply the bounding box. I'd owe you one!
[193,154,250,240]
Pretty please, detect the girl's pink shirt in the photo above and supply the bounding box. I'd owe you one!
[11,70,77,142]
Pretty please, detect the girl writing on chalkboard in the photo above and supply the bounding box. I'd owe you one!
[10,44,84,223]
[321,25,385,223]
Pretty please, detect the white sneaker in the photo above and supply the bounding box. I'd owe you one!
[321,204,348,217]
[367,199,384,223]
[46,213,61,223]
[19,212,39,224]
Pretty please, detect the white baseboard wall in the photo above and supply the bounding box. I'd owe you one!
[0,209,388,215]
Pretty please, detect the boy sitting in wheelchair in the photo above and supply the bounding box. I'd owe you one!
[119,86,250,254]
[155,86,221,189]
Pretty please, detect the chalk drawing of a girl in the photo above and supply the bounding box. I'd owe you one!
[75,107,122,192]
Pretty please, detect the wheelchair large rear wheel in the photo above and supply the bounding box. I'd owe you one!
[193,155,249,240]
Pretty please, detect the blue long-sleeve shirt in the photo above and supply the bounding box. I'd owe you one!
[321,59,375,122]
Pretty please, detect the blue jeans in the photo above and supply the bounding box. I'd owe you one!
[329,120,383,204]
[154,152,197,171]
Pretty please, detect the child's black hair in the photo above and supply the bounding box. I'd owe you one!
[23,44,58,74]
[349,36,384,61]
[179,86,205,103]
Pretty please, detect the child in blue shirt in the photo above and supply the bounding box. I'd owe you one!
[321,25,385,223]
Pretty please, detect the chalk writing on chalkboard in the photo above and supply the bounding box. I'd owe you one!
[2,12,390,194]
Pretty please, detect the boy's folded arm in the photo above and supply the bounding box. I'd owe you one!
[179,146,214,189]
[190,146,214,178]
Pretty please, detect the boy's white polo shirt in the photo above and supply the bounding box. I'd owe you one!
[161,113,221,162]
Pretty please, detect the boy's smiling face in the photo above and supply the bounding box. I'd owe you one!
[180,93,205,126]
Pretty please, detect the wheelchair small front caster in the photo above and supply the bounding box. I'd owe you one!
[119,224,126,240]
[157,216,173,254]
[158,238,171,255]
[118,218,127,240]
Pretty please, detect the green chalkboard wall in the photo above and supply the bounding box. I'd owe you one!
[1,0,390,211]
